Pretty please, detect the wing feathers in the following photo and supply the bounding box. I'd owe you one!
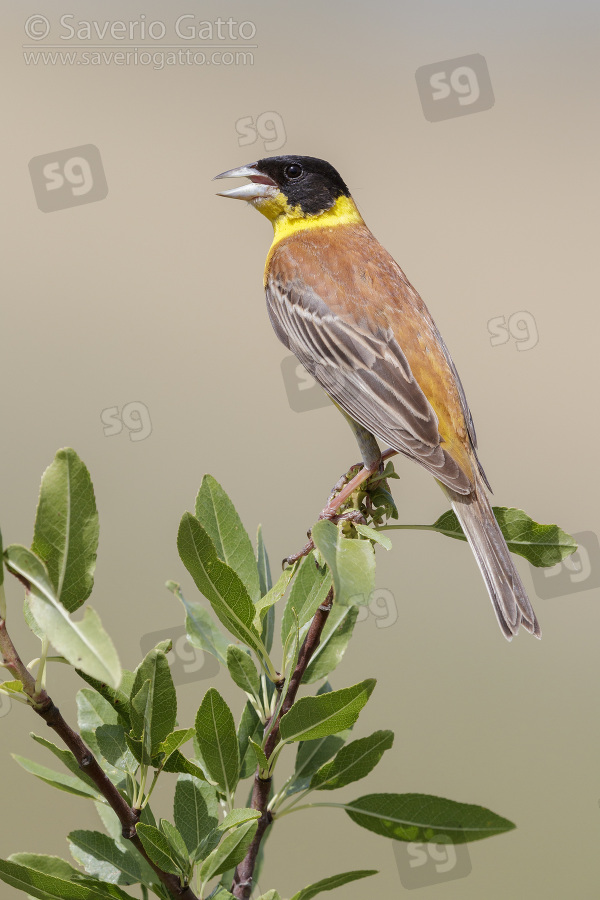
[267,278,472,493]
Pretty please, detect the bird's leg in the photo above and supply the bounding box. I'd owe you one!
[282,447,398,567]
[321,423,386,519]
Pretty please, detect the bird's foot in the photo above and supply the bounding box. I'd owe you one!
[282,450,399,569]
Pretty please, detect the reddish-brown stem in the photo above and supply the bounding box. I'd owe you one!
[231,587,334,899]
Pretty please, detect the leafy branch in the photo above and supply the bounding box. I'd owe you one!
[0,450,577,900]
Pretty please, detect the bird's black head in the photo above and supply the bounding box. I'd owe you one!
[215,155,352,219]
[254,155,351,216]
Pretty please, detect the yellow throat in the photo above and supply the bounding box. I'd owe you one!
[258,192,363,245]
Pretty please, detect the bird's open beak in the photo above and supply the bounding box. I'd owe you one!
[213,164,278,201]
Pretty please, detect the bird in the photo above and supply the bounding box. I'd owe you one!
[214,155,540,640]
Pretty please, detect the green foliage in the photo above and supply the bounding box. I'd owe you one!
[302,605,358,684]
[280,555,331,645]
[279,680,376,744]
[12,753,102,801]
[4,544,121,688]
[387,506,578,567]
[136,823,184,877]
[343,793,515,842]
[226,645,261,698]
[195,688,240,798]
[198,819,258,884]
[309,730,394,791]
[0,857,132,899]
[130,646,177,756]
[289,869,378,900]
[0,454,574,900]
[68,829,151,885]
[177,512,276,680]
[311,520,375,607]
[31,448,99,613]
[195,474,261,603]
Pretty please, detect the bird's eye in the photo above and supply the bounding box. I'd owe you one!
[284,164,303,180]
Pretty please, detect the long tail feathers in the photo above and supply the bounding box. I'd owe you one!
[442,479,541,640]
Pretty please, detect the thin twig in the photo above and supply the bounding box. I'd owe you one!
[231,587,334,899]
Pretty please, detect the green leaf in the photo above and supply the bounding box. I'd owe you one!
[279,679,376,743]
[9,853,85,882]
[311,521,375,606]
[248,739,269,775]
[197,807,263,864]
[255,893,281,900]
[162,749,207,780]
[174,774,219,859]
[281,555,332,644]
[256,526,275,654]
[208,888,235,900]
[0,678,25,696]
[68,829,147,884]
[290,869,377,900]
[135,823,183,876]
[302,605,359,684]
[155,728,194,767]
[87,807,157,889]
[344,793,516,842]
[261,604,276,660]
[219,808,262,832]
[195,475,260,602]
[198,820,258,883]
[285,686,352,797]
[170,586,229,666]
[295,734,349,782]
[4,545,121,688]
[30,734,100,793]
[256,525,272,596]
[23,593,45,639]
[12,754,100,800]
[94,802,123,841]
[130,647,177,754]
[195,688,240,796]
[95,725,137,774]
[31,448,99,613]
[310,730,393,791]
[76,689,119,765]
[427,507,578,568]
[237,701,263,779]
[177,513,273,676]
[0,858,132,900]
[354,523,392,551]
[159,820,190,872]
[130,680,152,765]
[253,566,296,628]
[226,645,261,698]
[75,670,134,728]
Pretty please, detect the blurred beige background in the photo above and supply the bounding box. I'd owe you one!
[2,0,599,897]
